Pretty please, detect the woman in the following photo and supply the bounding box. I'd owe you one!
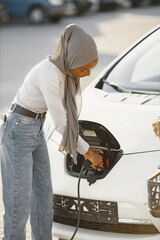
[0,24,103,240]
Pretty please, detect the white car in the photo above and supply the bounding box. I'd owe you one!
[44,25,160,240]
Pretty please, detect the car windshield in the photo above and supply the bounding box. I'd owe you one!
[105,28,160,93]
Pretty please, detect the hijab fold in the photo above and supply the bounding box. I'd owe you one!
[50,24,98,164]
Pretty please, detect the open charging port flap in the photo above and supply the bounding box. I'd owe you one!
[66,120,123,185]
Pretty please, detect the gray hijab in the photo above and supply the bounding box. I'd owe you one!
[50,24,98,164]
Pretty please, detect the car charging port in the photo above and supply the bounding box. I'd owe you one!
[66,120,123,185]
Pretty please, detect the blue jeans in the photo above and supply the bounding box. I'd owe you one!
[0,112,53,240]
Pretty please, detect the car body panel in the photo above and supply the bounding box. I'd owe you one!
[80,88,160,154]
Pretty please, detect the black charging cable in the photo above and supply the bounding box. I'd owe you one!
[70,160,91,240]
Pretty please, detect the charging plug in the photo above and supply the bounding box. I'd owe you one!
[84,159,92,167]
[83,160,99,186]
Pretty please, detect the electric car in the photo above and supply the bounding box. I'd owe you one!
[44,25,160,240]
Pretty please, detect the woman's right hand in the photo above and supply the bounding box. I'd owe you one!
[83,148,104,171]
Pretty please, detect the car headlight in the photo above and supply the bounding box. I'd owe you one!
[48,0,64,6]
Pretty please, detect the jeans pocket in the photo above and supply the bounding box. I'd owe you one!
[0,122,7,144]
[18,117,35,125]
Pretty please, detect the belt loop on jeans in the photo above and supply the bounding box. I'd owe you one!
[35,113,39,120]
[12,104,17,112]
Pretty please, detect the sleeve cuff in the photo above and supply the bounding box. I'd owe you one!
[77,135,89,155]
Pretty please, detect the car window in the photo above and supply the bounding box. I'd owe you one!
[106,29,160,92]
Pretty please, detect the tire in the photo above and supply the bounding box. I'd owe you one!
[27,7,45,24]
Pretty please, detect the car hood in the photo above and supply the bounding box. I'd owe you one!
[79,88,160,154]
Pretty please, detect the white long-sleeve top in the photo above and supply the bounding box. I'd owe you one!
[13,57,89,154]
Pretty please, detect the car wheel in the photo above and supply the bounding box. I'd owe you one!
[27,7,45,24]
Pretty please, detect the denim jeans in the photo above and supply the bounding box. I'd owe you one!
[0,112,53,240]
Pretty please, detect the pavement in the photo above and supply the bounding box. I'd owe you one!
[0,5,160,239]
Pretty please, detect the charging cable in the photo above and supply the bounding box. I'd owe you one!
[70,160,91,240]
